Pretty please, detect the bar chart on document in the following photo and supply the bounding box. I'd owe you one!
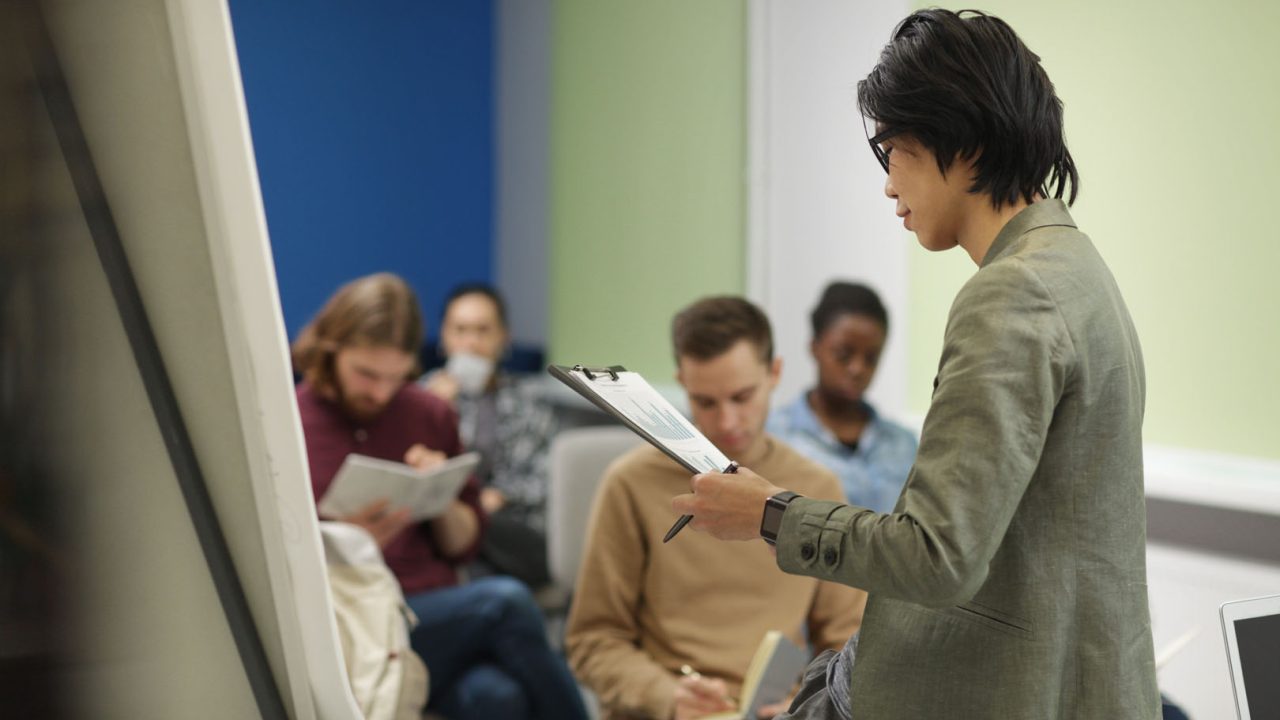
[629,398,692,440]
[597,372,732,474]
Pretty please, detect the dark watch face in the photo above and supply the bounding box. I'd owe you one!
[762,516,779,536]
[761,498,787,539]
[761,492,799,543]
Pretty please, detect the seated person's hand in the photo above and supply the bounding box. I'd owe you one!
[480,486,506,514]
[422,371,460,403]
[341,498,413,549]
[673,674,736,720]
[404,443,447,472]
[756,696,794,719]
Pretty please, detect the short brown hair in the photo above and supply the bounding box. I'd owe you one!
[672,296,773,364]
[291,273,424,395]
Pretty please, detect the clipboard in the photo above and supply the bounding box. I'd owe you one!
[548,364,737,542]
[548,364,731,475]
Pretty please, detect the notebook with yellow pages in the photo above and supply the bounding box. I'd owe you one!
[705,630,808,720]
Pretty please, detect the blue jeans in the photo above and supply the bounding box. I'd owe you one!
[406,576,587,720]
[777,631,857,720]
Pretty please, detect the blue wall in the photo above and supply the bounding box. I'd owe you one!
[229,1,494,341]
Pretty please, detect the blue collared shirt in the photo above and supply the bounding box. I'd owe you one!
[767,392,917,513]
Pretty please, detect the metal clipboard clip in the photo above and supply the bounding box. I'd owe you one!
[573,364,621,381]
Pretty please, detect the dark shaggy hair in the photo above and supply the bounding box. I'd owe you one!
[672,296,774,364]
[810,282,888,338]
[857,8,1079,208]
[442,282,508,328]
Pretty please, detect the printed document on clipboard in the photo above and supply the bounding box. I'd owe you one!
[547,364,732,475]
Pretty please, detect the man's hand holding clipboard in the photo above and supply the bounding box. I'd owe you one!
[669,465,787,543]
[663,461,737,542]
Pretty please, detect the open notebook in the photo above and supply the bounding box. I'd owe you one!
[706,631,808,720]
[317,452,480,522]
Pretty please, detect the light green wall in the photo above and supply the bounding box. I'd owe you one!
[547,0,745,380]
[907,1,1280,460]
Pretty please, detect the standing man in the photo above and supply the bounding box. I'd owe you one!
[673,10,1159,719]
[293,273,587,720]
[566,297,863,720]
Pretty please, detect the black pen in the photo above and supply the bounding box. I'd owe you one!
[663,461,738,543]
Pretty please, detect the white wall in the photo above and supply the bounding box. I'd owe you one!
[746,0,912,416]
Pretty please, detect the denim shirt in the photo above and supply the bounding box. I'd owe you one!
[766,393,917,513]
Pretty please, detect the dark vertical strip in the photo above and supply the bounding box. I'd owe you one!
[19,3,290,718]
[1146,497,1280,566]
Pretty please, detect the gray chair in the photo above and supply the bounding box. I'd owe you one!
[546,426,643,599]
[544,427,643,720]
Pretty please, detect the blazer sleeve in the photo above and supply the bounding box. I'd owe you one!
[798,466,865,652]
[777,258,1073,607]
[564,466,678,719]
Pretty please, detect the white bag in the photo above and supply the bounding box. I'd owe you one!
[321,522,429,720]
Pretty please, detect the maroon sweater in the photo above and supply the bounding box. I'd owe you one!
[296,381,486,595]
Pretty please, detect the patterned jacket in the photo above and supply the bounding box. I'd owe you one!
[452,373,558,532]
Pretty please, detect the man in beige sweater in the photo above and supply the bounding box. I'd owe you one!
[565,297,864,720]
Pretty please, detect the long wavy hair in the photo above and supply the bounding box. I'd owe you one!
[291,273,424,396]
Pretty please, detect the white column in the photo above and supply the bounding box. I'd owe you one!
[747,0,913,417]
[495,0,552,347]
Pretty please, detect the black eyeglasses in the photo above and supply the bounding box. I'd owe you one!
[864,122,903,173]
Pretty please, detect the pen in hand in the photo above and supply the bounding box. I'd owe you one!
[663,461,738,543]
[679,665,738,707]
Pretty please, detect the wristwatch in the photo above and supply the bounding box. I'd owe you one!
[760,491,801,546]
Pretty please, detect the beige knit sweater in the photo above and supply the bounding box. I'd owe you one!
[566,437,865,720]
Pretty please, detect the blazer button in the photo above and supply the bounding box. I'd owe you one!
[823,548,838,566]
[800,542,816,561]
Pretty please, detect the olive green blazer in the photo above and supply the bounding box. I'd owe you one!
[778,201,1159,719]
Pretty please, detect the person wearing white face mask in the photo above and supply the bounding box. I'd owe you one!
[422,284,558,590]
